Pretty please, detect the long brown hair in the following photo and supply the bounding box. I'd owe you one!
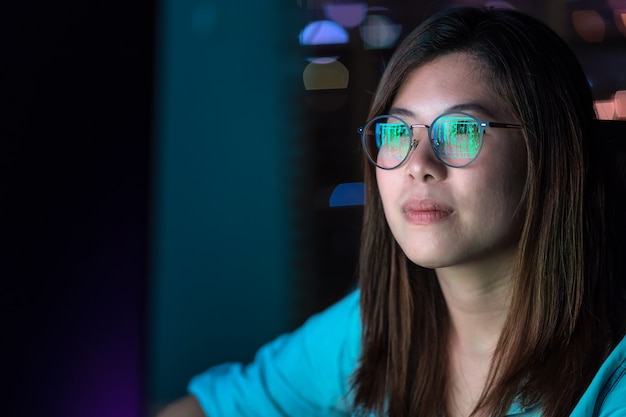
[352,7,626,417]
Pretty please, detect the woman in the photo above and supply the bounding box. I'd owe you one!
[159,7,626,417]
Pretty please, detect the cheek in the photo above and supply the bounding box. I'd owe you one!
[499,150,527,208]
[496,134,528,189]
[375,169,390,203]
[476,136,527,208]
[375,170,399,219]
[457,152,526,224]
[475,163,526,229]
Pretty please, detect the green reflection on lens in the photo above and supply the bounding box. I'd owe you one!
[376,122,409,161]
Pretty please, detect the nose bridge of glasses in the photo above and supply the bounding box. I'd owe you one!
[409,123,430,146]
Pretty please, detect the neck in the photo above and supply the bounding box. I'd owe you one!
[436,252,515,355]
[437,255,515,417]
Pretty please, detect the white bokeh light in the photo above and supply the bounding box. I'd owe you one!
[359,15,401,49]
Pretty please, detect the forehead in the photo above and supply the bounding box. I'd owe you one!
[392,53,510,120]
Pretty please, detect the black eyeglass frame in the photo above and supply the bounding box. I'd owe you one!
[358,111,523,169]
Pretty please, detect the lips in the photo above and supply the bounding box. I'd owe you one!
[402,198,453,225]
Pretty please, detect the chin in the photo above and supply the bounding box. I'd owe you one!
[403,252,445,269]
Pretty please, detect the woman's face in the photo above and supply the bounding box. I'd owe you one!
[376,53,527,274]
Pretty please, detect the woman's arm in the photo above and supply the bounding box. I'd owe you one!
[156,395,206,417]
[158,290,361,417]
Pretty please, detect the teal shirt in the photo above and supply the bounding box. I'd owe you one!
[189,291,626,416]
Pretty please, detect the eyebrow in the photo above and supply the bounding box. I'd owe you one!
[389,102,500,120]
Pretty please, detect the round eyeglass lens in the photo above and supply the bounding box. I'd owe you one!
[362,115,412,169]
[431,113,483,167]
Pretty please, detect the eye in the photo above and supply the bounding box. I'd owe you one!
[376,122,409,149]
[432,113,482,161]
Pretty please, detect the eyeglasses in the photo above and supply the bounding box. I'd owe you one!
[358,111,523,169]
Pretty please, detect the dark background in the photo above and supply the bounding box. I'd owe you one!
[3,1,625,416]
[3,2,153,416]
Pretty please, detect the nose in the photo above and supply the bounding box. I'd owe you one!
[404,129,447,181]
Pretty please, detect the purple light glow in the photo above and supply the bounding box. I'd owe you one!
[608,0,626,9]
[324,3,367,28]
[61,333,142,417]
[49,276,146,417]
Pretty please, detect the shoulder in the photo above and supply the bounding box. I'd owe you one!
[570,335,626,416]
[285,289,362,377]
[302,289,361,332]
[188,290,363,417]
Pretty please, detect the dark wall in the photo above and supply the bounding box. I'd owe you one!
[3,2,154,416]
[148,0,312,407]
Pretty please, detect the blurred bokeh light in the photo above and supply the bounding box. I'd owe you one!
[324,2,367,28]
[300,20,349,45]
[572,10,606,42]
[303,60,350,90]
[359,14,401,49]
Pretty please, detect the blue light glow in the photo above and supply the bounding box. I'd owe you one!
[300,20,349,45]
[329,182,365,207]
